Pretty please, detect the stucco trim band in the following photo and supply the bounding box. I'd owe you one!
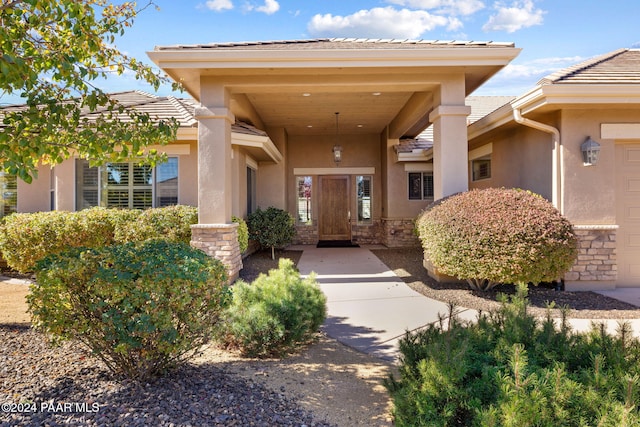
[293,167,375,175]
[601,123,640,140]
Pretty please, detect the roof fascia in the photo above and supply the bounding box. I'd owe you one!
[147,47,520,70]
[231,132,283,164]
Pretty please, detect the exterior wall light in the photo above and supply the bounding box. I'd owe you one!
[581,136,601,166]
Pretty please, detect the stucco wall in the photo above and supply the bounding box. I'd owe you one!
[559,108,632,225]
[16,141,198,213]
[17,164,51,213]
[469,124,553,201]
[257,126,287,211]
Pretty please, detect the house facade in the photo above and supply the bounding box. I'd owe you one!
[8,40,640,290]
[468,48,640,290]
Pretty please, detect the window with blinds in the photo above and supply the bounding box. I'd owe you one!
[75,159,177,210]
[408,172,434,200]
[0,172,17,218]
[357,175,372,223]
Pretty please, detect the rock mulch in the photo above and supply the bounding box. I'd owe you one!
[0,325,336,427]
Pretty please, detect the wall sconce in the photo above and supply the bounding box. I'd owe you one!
[333,112,342,165]
[581,136,601,166]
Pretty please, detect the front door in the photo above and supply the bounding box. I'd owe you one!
[319,175,351,241]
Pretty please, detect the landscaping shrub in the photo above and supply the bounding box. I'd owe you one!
[114,204,197,244]
[247,207,296,259]
[232,215,249,253]
[385,285,640,426]
[0,208,137,273]
[29,240,229,381]
[0,205,198,273]
[217,258,326,357]
[416,188,578,290]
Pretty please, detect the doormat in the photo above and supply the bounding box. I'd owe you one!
[316,240,360,248]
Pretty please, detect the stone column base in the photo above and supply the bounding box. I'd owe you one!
[564,225,617,291]
[191,223,243,282]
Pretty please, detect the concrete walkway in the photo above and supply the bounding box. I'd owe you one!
[295,246,640,363]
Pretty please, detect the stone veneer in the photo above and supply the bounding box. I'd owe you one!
[293,223,318,245]
[564,225,617,284]
[381,218,420,248]
[191,223,243,282]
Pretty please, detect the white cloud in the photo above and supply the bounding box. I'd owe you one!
[308,6,461,39]
[482,0,545,33]
[255,0,280,15]
[386,0,485,16]
[476,55,585,95]
[205,0,233,12]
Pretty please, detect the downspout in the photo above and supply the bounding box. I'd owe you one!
[512,108,563,214]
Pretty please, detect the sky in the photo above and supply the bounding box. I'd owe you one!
[4,0,640,104]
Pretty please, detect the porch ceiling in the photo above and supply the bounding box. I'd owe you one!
[148,39,520,139]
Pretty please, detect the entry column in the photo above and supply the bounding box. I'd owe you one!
[191,85,242,281]
[429,78,471,200]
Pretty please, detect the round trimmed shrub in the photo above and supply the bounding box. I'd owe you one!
[247,207,296,259]
[29,240,229,380]
[217,258,326,357]
[416,188,578,290]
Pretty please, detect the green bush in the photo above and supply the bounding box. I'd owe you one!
[217,258,326,357]
[0,205,198,273]
[247,207,296,259]
[232,215,249,253]
[29,240,229,380]
[0,208,137,273]
[385,285,640,426]
[416,188,578,290]
[114,205,197,244]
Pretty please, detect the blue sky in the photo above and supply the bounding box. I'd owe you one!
[3,0,640,104]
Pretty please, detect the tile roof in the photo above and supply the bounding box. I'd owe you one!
[396,95,515,152]
[154,38,515,51]
[538,49,640,85]
[0,91,268,137]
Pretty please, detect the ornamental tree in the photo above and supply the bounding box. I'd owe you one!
[0,0,180,182]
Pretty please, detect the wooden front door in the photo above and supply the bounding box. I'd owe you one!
[319,175,351,241]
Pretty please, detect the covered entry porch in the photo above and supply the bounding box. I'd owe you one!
[148,38,520,278]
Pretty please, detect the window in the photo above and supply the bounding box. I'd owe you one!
[75,158,178,210]
[472,157,491,181]
[0,172,17,219]
[408,172,433,200]
[247,167,257,215]
[156,158,179,207]
[357,175,372,223]
[296,176,312,224]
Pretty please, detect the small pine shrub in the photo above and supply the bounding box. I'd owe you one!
[247,207,296,259]
[232,215,249,253]
[385,285,640,426]
[217,258,326,357]
[29,240,229,380]
[114,205,197,244]
[416,188,578,290]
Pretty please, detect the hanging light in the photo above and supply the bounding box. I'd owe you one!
[332,112,342,166]
[581,136,601,166]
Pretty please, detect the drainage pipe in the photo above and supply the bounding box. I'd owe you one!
[512,108,563,214]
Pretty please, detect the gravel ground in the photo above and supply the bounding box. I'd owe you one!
[0,324,338,427]
[371,247,640,320]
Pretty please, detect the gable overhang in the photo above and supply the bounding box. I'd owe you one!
[148,42,520,139]
[469,84,640,139]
